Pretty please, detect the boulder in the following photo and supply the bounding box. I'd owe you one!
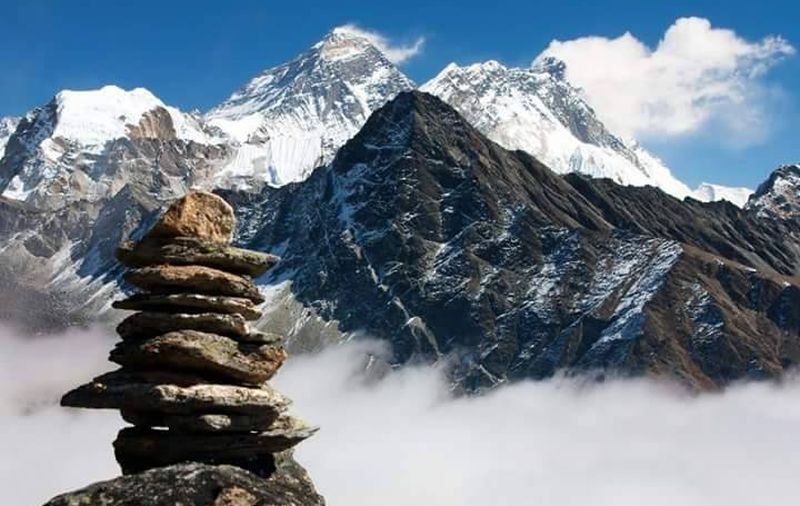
[116,236,279,277]
[110,330,287,385]
[116,312,249,340]
[113,293,262,320]
[125,265,265,303]
[147,191,236,244]
[42,460,325,506]
[61,370,290,416]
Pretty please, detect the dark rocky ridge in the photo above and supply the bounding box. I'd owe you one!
[220,91,800,390]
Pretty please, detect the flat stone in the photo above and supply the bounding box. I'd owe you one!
[113,293,262,320]
[116,312,249,340]
[120,410,280,432]
[125,265,264,303]
[110,330,287,385]
[61,370,290,416]
[113,418,317,466]
[147,191,236,244]
[116,236,279,277]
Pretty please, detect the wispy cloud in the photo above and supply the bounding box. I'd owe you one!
[334,24,425,64]
[535,17,795,145]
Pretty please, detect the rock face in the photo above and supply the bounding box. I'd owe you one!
[59,192,317,482]
[43,460,324,506]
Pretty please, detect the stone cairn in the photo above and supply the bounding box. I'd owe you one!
[62,191,316,476]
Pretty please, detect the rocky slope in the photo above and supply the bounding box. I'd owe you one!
[219,91,800,390]
[746,163,800,220]
[206,27,414,187]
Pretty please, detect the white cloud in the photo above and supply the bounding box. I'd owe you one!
[0,324,120,505]
[334,24,425,64]
[280,342,800,506]
[535,17,794,144]
[4,329,800,505]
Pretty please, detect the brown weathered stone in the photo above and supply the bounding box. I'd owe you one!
[116,236,279,277]
[61,370,290,416]
[110,330,287,385]
[116,312,250,340]
[124,265,264,303]
[113,293,262,320]
[212,486,259,506]
[120,411,280,432]
[147,191,236,244]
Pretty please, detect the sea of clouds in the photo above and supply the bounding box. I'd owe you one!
[2,323,800,505]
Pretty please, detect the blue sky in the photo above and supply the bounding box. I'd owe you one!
[1,0,798,188]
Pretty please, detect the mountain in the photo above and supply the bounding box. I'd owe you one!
[0,85,234,329]
[746,164,800,220]
[0,85,226,207]
[691,183,753,208]
[0,27,415,329]
[0,83,797,389]
[0,116,20,159]
[219,91,800,390]
[0,30,797,390]
[421,57,693,199]
[205,27,415,188]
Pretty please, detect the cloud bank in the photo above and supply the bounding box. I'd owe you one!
[334,24,425,64]
[0,324,120,505]
[3,327,800,505]
[536,17,794,144]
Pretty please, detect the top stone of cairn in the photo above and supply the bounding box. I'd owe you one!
[147,191,236,244]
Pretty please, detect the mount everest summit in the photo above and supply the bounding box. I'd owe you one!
[206,27,415,187]
[0,27,797,387]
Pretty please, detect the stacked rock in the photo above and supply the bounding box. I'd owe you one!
[61,191,316,476]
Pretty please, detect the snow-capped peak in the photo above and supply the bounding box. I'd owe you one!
[317,26,383,61]
[691,182,753,208]
[0,85,225,204]
[48,85,213,146]
[205,29,414,187]
[421,59,693,199]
